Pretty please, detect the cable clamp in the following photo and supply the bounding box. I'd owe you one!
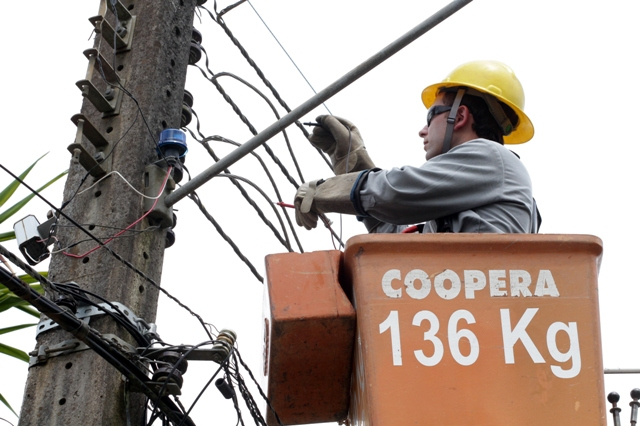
[28,339,88,367]
[36,301,157,339]
[28,333,137,367]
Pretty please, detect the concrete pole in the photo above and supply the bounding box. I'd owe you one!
[19,0,196,424]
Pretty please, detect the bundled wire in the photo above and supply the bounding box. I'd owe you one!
[0,164,214,342]
[61,166,171,259]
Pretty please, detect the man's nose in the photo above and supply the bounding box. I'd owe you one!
[419,124,428,138]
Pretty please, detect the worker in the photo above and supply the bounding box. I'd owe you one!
[295,60,540,234]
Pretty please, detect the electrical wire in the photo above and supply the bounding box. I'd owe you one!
[176,351,230,426]
[188,191,264,283]
[194,46,301,188]
[0,243,58,297]
[200,4,333,171]
[76,170,164,199]
[189,129,303,252]
[0,163,214,342]
[212,173,292,249]
[184,125,294,252]
[51,226,160,255]
[245,0,332,116]
[204,71,305,183]
[62,166,171,259]
[55,282,151,346]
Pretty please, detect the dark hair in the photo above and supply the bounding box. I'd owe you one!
[439,88,519,145]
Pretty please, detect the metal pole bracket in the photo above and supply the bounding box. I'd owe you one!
[143,163,176,229]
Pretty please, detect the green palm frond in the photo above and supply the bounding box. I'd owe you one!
[0,169,67,227]
[0,153,48,209]
[0,392,18,417]
[0,230,14,242]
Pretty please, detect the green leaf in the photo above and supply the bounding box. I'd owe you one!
[0,392,18,417]
[0,153,48,209]
[0,323,36,336]
[0,169,67,226]
[0,230,15,242]
[17,273,46,286]
[15,305,40,318]
[0,280,43,317]
[0,296,27,314]
[0,342,29,362]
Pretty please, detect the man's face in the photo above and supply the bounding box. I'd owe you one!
[419,93,449,161]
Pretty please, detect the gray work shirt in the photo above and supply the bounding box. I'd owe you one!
[354,139,539,234]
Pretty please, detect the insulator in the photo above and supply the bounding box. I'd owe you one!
[181,104,192,127]
[183,90,194,108]
[165,229,176,248]
[152,366,184,389]
[157,350,188,374]
[189,43,202,65]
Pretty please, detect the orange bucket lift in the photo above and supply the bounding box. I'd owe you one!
[263,234,605,425]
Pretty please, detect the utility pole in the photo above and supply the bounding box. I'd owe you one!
[19,0,197,424]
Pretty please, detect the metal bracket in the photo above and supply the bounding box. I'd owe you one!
[67,143,107,178]
[82,49,119,86]
[143,163,176,229]
[27,334,135,367]
[67,113,112,178]
[75,49,126,117]
[36,302,158,340]
[88,14,137,53]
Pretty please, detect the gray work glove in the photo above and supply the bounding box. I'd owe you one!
[308,115,375,175]
[294,173,360,230]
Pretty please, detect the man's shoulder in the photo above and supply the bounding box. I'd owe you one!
[455,138,506,151]
[452,138,521,161]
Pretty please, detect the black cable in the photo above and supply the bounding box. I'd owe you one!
[236,350,282,425]
[224,359,246,426]
[0,163,214,342]
[55,282,150,346]
[176,351,231,426]
[147,340,218,426]
[52,225,160,256]
[207,173,292,251]
[0,244,58,297]
[195,46,300,189]
[184,124,292,251]
[206,71,305,184]
[191,130,304,253]
[188,191,263,283]
[0,266,189,426]
[200,5,333,170]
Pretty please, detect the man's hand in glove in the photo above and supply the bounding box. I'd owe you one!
[294,174,360,230]
[308,115,375,175]
[294,179,322,230]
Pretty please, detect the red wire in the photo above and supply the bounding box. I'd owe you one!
[275,202,295,209]
[63,167,173,259]
[401,225,419,233]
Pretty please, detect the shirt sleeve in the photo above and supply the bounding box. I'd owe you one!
[355,140,507,225]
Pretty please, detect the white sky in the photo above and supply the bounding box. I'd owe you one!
[1,0,639,425]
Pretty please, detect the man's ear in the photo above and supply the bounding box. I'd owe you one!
[454,105,472,130]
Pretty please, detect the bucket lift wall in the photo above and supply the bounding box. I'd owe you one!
[264,233,605,426]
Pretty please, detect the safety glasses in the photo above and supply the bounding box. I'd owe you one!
[427,105,452,127]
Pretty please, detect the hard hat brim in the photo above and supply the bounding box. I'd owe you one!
[421,82,534,145]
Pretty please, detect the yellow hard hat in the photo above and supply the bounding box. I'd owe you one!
[421,60,534,144]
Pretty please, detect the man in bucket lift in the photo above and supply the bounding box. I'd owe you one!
[294,60,541,234]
